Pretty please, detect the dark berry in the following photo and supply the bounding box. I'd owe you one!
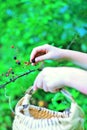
[17,61,21,65]
[10,78,12,81]
[12,71,14,74]
[14,56,17,60]
[16,60,21,65]
[32,59,35,63]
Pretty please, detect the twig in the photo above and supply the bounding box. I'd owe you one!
[0,69,38,89]
[67,34,78,49]
[4,88,15,114]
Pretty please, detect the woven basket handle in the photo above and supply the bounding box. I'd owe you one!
[60,89,75,102]
[25,87,75,102]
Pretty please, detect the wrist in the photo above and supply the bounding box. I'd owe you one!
[61,67,80,89]
[56,67,69,86]
[56,48,70,60]
[61,49,71,60]
[57,67,72,87]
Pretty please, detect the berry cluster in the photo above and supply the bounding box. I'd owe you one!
[0,45,38,89]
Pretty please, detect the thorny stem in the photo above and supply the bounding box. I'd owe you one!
[0,69,41,89]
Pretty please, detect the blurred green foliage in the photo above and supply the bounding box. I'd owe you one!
[0,0,87,129]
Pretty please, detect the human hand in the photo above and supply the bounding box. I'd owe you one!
[30,44,64,65]
[33,66,87,94]
[33,67,66,92]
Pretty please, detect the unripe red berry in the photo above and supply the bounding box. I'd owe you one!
[11,45,14,48]
[16,60,19,63]
[24,61,30,65]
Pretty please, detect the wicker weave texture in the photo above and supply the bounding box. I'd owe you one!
[12,88,84,130]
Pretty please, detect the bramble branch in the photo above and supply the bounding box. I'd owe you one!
[0,69,40,89]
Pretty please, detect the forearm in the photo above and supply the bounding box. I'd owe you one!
[62,49,87,69]
[30,44,87,69]
[63,67,87,94]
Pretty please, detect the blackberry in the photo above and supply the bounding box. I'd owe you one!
[16,60,21,65]
[32,59,35,63]
[12,71,14,74]
[14,56,17,60]
[17,61,21,65]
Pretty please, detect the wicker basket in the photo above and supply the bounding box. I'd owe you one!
[13,87,84,130]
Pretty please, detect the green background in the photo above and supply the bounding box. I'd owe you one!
[0,0,87,129]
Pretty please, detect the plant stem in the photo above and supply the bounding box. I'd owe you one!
[0,69,38,89]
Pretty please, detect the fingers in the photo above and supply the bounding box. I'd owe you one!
[30,44,49,64]
[42,80,49,92]
[30,46,45,62]
[33,73,43,91]
[35,53,50,63]
[33,72,49,92]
